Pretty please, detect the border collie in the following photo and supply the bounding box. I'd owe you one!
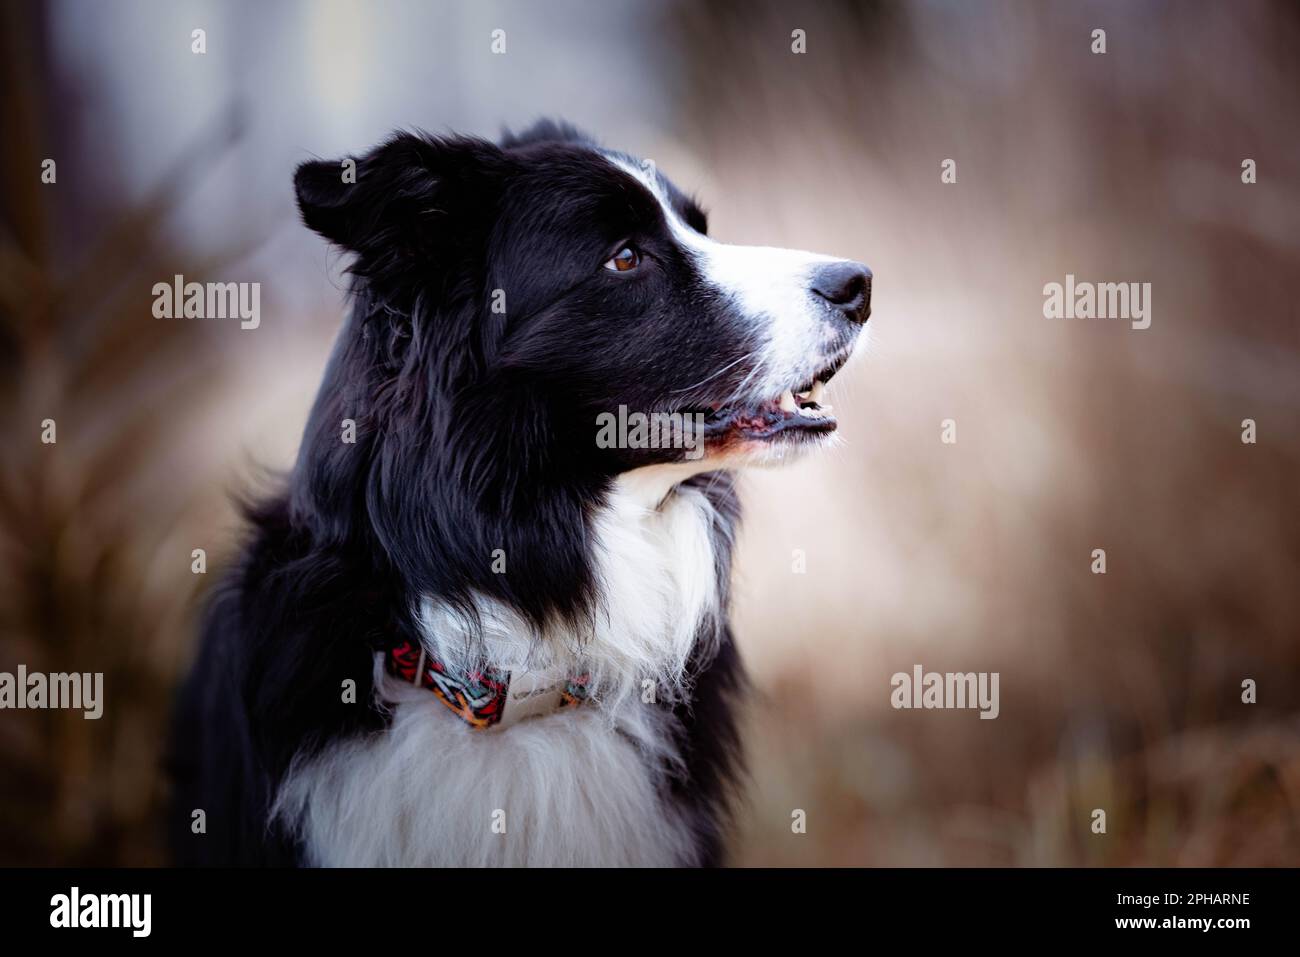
[169,120,871,867]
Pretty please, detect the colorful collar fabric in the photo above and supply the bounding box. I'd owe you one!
[386,639,590,730]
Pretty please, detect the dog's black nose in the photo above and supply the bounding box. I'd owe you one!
[811,261,872,321]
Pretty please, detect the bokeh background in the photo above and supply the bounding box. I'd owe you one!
[2,0,1297,866]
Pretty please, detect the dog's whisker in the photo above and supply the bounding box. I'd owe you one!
[666,349,759,395]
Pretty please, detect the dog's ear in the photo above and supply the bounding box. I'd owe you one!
[294,132,506,259]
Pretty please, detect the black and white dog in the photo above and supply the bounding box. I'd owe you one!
[170,120,870,867]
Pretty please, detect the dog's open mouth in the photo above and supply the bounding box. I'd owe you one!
[696,351,850,442]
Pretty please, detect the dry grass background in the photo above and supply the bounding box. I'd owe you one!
[668,0,1300,865]
[1,0,1297,865]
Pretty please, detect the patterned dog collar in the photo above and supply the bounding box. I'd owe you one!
[386,639,590,730]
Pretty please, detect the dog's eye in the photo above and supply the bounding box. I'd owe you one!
[603,245,641,272]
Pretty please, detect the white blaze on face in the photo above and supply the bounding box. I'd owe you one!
[605,155,848,400]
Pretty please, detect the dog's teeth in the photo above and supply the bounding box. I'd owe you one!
[779,389,797,413]
[809,379,826,403]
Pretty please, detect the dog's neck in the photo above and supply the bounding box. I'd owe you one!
[412,467,726,710]
[613,461,718,510]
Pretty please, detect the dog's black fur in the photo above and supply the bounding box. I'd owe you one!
[168,121,759,865]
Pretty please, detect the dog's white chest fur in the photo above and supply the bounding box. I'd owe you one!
[274,470,723,866]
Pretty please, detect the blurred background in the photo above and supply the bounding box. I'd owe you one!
[1,0,1297,866]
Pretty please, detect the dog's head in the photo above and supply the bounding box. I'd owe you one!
[295,122,869,475]
[291,122,869,615]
